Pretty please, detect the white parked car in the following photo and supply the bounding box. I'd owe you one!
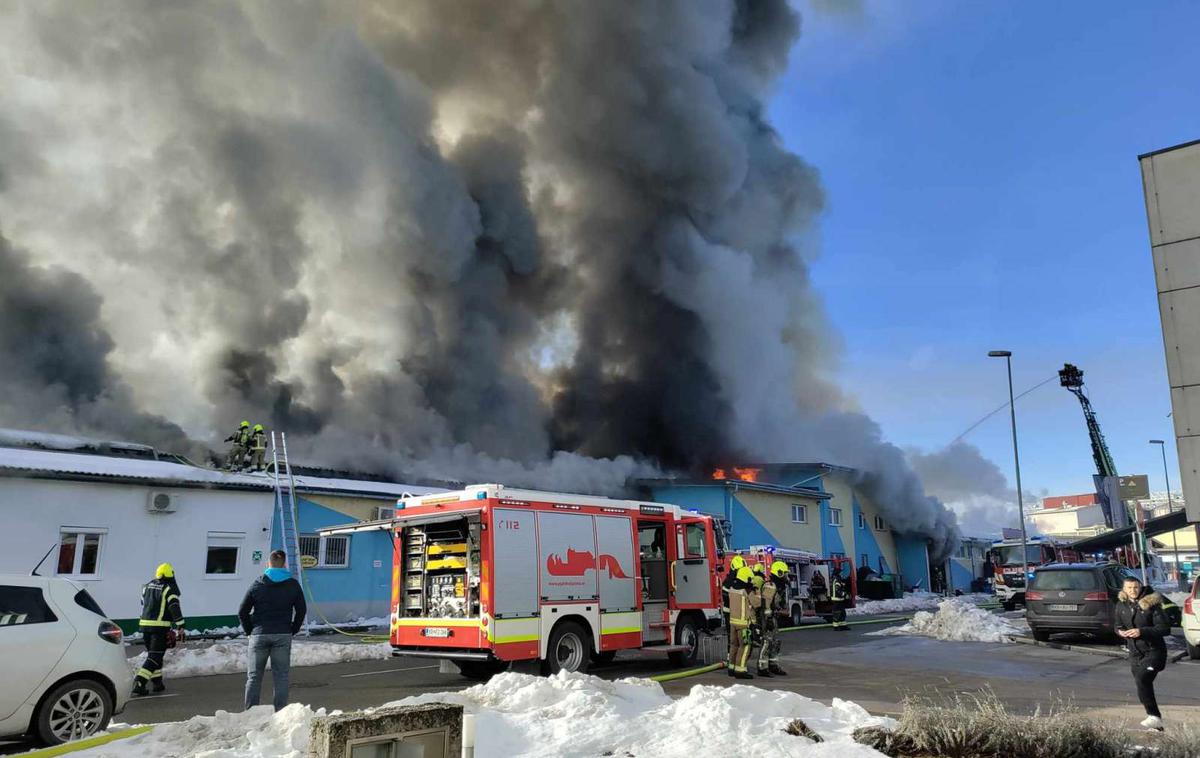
[0,575,130,745]
[1185,576,1200,660]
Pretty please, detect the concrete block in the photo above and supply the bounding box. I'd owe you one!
[308,702,463,758]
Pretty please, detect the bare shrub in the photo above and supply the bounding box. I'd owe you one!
[783,718,824,742]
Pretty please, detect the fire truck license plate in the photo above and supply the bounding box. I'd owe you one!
[1047,604,1077,612]
[424,628,451,638]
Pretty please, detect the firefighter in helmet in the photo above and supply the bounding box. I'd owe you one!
[133,563,185,696]
[749,564,768,676]
[757,560,789,676]
[829,566,850,631]
[248,423,268,472]
[224,420,251,471]
[726,565,760,679]
[721,555,746,670]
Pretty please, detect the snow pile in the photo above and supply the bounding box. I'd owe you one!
[130,641,391,678]
[849,592,992,617]
[79,672,891,757]
[869,598,1021,643]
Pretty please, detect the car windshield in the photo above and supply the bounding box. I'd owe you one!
[1032,571,1098,591]
[994,545,1042,565]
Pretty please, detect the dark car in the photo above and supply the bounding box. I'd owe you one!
[1027,562,1181,642]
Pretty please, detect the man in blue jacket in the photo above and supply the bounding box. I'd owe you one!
[238,550,307,711]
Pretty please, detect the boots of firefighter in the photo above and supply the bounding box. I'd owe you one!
[756,667,773,677]
[131,681,148,697]
[151,675,166,693]
[769,662,787,675]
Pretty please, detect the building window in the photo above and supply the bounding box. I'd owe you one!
[0,586,58,626]
[791,504,807,524]
[857,513,866,529]
[299,534,351,569]
[205,532,245,577]
[56,529,105,578]
[874,515,886,531]
[861,553,869,568]
[829,508,843,527]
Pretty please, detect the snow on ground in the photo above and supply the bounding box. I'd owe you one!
[1168,591,1191,607]
[868,598,1022,643]
[129,640,392,678]
[848,592,992,617]
[127,617,390,644]
[76,672,891,757]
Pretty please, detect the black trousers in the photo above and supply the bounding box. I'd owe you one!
[830,602,847,626]
[1131,653,1165,718]
[135,628,169,687]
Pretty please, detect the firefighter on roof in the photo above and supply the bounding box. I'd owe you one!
[224,420,251,471]
[829,567,850,631]
[248,423,268,472]
[133,563,185,696]
[721,555,746,668]
[757,560,788,676]
[726,565,759,679]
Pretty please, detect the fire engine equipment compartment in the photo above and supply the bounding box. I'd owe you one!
[401,515,482,619]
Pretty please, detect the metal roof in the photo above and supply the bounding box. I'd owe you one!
[636,477,832,500]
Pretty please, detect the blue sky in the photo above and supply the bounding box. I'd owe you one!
[770,1,1200,502]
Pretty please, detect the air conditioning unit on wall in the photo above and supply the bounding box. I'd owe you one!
[374,506,395,521]
[147,491,177,514]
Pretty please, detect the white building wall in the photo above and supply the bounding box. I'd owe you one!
[0,478,274,626]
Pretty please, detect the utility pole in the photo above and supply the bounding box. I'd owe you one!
[1150,439,1184,589]
[989,350,1030,597]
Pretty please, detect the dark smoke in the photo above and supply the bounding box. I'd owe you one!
[0,0,959,556]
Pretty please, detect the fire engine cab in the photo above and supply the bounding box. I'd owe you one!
[328,484,724,679]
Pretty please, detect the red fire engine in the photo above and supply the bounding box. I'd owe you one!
[735,546,856,626]
[331,484,724,679]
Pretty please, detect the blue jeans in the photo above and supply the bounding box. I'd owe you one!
[245,633,292,711]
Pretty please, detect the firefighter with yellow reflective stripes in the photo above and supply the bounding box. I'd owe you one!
[726,566,760,679]
[721,555,746,669]
[829,567,850,631]
[757,560,788,676]
[133,563,185,696]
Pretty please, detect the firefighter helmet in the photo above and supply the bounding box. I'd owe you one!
[752,563,765,575]
[730,555,746,571]
[752,575,765,589]
[240,420,250,428]
[253,423,264,432]
[736,566,754,583]
[771,560,788,578]
[155,563,175,579]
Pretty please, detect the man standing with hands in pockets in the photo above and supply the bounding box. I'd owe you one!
[239,550,307,711]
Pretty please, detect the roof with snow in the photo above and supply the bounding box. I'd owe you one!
[0,430,445,500]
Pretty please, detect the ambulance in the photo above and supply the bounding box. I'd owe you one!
[329,484,725,679]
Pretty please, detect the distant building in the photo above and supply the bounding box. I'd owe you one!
[1041,493,1099,510]
[1028,503,1108,539]
[0,429,443,632]
[640,462,937,592]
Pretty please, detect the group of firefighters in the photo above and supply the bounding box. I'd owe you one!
[721,556,850,679]
[224,420,269,472]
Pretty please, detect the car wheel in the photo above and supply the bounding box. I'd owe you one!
[1031,628,1051,642]
[590,650,617,666]
[1188,641,1200,661]
[668,615,701,667]
[791,605,804,627]
[36,678,112,746]
[456,660,508,681]
[543,621,590,675]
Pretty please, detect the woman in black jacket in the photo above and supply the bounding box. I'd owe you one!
[1115,576,1171,731]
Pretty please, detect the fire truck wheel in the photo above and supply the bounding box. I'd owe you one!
[544,621,591,675]
[1002,599,1016,612]
[668,615,700,667]
[590,650,617,666]
[790,605,804,627]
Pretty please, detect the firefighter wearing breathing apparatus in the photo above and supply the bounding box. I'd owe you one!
[726,566,760,679]
[721,555,746,666]
[756,560,788,676]
[829,568,850,630]
[133,563,185,696]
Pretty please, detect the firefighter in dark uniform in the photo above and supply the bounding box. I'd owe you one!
[133,563,185,696]
[248,423,268,472]
[224,420,251,471]
[721,555,746,673]
[829,567,850,630]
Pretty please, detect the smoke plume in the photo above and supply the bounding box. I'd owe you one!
[907,442,1038,538]
[0,1,958,555]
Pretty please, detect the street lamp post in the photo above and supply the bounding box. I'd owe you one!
[989,350,1030,597]
[1150,439,1184,588]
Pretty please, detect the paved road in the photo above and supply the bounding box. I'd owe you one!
[4,613,1198,754]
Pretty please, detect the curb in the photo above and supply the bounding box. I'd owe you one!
[1010,635,1126,659]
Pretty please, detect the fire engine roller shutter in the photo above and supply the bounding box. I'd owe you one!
[595,515,636,612]
[538,511,599,602]
[492,509,539,618]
